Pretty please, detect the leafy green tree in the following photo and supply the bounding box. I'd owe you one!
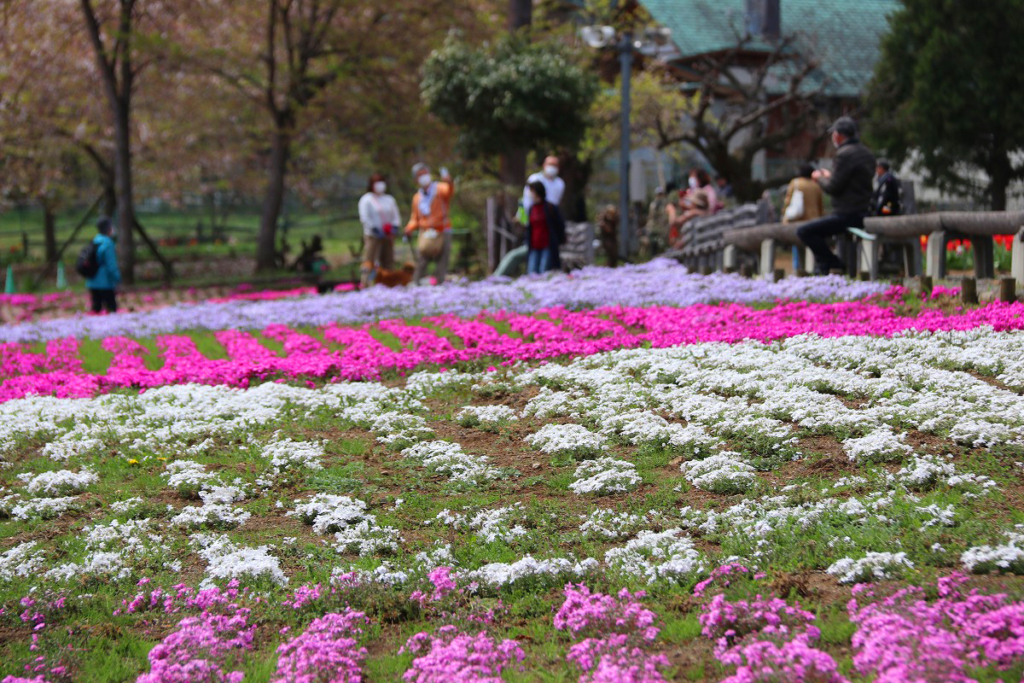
[866,0,1024,210]
[421,34,599,187]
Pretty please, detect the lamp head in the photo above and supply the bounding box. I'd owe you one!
[580,25,616,49]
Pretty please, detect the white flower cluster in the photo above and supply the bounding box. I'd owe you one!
[288,494,400,556]
[680,453,756,494]
[46,518,168,582]
[163,460,218,497]
[456,405,518,429]
[0,541,46,581]
[842,427,912,463]
[826,552,914,584]
[526,423,607,457]
[262,436,325,471]
[431,505,528,544]
[193,534,288,588]
[172,504,250,529]
[579,508,648,539]
[568,457,642,495]
[962,530,1024,574]
[401,441,497,484]
[21,468,98,497]
[371,412,435,450]
[5,495,81,521]
[463,555,598,589]
[604,529,706,583]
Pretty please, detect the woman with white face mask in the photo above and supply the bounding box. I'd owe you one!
[358,173,402,288]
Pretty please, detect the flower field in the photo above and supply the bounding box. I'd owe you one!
[3,261,1024,682]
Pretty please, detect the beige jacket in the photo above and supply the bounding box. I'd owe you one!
[782,177,825,223]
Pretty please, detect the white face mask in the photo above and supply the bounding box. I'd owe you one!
[543,165,558,178]
[418,174,432,188]
[373,181,386,194]
[688,176,700,190]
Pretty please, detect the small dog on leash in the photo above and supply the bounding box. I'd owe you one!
[368,262,415,288]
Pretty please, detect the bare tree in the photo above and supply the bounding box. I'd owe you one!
[656,32,826,201]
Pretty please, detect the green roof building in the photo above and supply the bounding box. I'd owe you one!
[641,0,899,98]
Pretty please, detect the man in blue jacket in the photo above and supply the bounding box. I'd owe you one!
[87,217,121,313]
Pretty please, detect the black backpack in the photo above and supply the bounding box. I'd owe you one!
[75,242,101,278]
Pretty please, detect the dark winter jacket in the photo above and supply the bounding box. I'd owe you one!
[871,171,902,216]
[820,139,876,216]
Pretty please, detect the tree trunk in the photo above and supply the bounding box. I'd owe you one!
[256,126,290,272]
[113,101,136,284]
[103,179,117,217]
[500,0,531,220]
[508,0,531,30]
[41,202,57,263]
[989,147,1011,211]
[559,154,592,222]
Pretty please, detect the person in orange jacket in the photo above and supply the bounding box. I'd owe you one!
[405,162,454,286]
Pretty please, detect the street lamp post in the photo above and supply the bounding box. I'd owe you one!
[581,25,671,263]
[618,33,632,261]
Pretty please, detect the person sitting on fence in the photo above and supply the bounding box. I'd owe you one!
[525,181,565,275]
[405,163,454,286]
[84,216,121,314]
[797,116,876,275]
[783,163,825,271]
[670,190,711,250]
[358,173,402,287]
[685,168,720,213]
[871,158,903,217]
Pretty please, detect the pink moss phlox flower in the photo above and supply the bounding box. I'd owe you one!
[136,606,254,683]
[399,626,524,682]
[848,573,1024,682]
[566,634,669,683]
[718,633,849,683]
[693,563,755,598]
[411,567,459,607]
[928,285,961,300]
[8,296,1024,403]
[554,585,658,641]
[283,584,328,611]
[700,594,817,658]
[271,609,369,683]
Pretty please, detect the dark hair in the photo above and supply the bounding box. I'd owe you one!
[694,169,711,187]
[368,173,386,192]
[528,181,546,201]
[877,158,891,171]
[96,217,112,235]
[665,181,679,194]
[798,163,815,179]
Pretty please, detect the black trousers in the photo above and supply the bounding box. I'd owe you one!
[89,288,118,313]
[796,213,866,274]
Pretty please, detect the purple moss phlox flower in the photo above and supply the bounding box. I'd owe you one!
[554,584,658,641]
[136,607,254,683]
[566,634,669,683]
[718,633,849,683]
[849,573,1024,682]
[271,609,369,683]
[700,594,817,658]
[399,625,524,683]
